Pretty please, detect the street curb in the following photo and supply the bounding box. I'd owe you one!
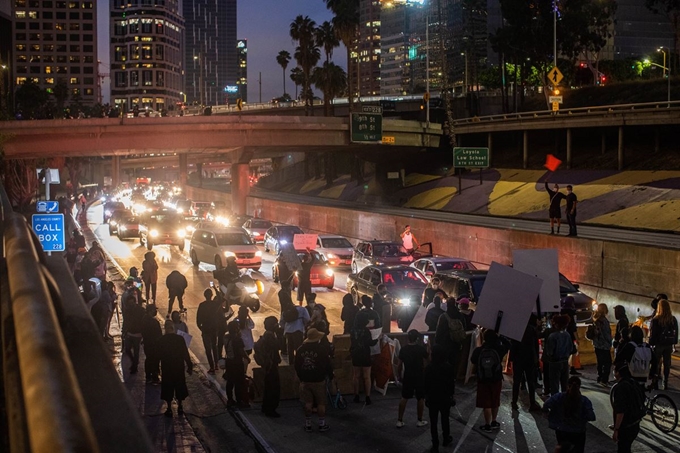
[83,201,276,453]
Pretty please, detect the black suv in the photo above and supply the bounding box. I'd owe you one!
[431,269,595,322]
[139,208,186,251]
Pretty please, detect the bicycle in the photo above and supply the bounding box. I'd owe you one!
[644,389,678,433]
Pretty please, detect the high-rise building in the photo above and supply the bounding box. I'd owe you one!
[449,0,486,92]
[605,0,674,60]
[380,0,413,95]
[182,0,237,106]
[10,0,98,107]
[109,0,184,113]
[0,7,12,115]
[358,0,381,96]
[236,38,247,102]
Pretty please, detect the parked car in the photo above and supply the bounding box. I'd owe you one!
[103,201,126,223]
[272,250,334,289]
[411,257,477,280]
[190,226,262,270]
[351,240,413,274]
[242,218,273,243]
[263,225,304,255]
[139,208,186,251]
[316,234,354,268]
[346,265,428,331]
[431,269,595,322]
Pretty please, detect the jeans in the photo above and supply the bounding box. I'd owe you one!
[285,330,304,363]
[654,344,673,381]
[144,281,157,302]
[512,359,537,404]
[297,280,312,303]
[595,348,612,383]
[168,290,184,313]
[224,358,246,403]
[549,360,569,395]
[616,422,640,453]
[556,430,586,453]
[262,367,281,413]
[202,332,220,370]
[567,212,577,236]
[125,334,142,370]
[428,403,451,447]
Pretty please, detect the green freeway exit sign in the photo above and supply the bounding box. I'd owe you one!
[453,147,489,168]
[350,106,383,143]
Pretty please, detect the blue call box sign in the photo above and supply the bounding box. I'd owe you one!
[37,200,59,213]
[32,214,66,252]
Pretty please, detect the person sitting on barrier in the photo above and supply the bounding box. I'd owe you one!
[157,320,193,417]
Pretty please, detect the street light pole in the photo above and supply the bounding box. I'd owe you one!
[194,53,204,106]
[659,47,670,105]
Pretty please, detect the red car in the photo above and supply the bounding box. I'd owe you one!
[272,251,335,290]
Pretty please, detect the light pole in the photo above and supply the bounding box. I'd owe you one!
[645,58,671,104]
[658,47,667,78]
[179,91,186,103]
[659,47,671,105]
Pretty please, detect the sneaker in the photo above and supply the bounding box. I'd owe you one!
[365,396,372,406]
[416,420,429,427]
[490,421,500,430]
[396,420,405,428]
[318,424,330,432]
[480,424,493,432]
[304,425,313,433]
[511,402,519,411]
[443,436,453,447]
[353,395,361,403]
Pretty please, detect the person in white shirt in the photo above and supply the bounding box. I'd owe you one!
[400,225,419,254]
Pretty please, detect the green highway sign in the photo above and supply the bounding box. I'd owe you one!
[350,109,383,143]
[453,147,489,168]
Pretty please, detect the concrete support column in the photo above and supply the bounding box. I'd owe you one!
[601,132,606,156]
[231,163,250,216]
[618,127,624,171]
[178,153,188,188]
[523,130,528,169]
[566,128,572,169]
[654,128,660,153]
[111,156,120,188]
[487,133,493,165]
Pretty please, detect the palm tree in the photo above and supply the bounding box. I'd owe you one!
[324,0,359,110]
[276,50,291,97]
[315,21,339,64]
[290,67,304,101]
[290,15,321,115]
[312,62,347,116]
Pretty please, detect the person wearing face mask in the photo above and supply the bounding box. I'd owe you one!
[422,277,447,308]
[565,185,578,237]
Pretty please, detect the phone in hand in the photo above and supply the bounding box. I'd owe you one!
[209,281,215,288]
[423,335,429,345]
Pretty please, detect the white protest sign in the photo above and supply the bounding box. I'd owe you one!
[407,305,429,332]
[471,262,543,341]
[293,233,317,251]
[513,249,561,314]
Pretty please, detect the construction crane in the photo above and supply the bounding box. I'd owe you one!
[97,60,110,105]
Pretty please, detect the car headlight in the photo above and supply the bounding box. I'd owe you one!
[252,232,261,237]
[244,285,257,294]
[105,209,111,216]
[375,261,384,266]
[224,251,236,257]
[100,196,106,202]
[326,253,336,259]
[397,298,412,305]
[177,229,186,238]
[150,229,159,238]
[279,239,288,245]
[325,268,334,277]
[119,226,127,232]
[255,251,262,257]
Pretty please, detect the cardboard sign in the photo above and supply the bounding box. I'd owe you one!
[407,305,429,332]
[471,262,543,341]
[513,249,561,314]
[293,233,317,251]
[279,243,302,272]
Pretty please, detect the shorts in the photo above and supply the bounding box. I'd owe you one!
[549,207,562,220]
[476,380,502,409]
[300,381,326,406]
[401,377,425,400]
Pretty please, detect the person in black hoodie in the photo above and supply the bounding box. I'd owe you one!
[165,270,188,316]
[341,294,359,334]
[424,345,455,453]
[435,299,467,384]
[295,328,333,432]
[510,314,541,412]
[141,304,163,384]
[196,288,223,374]
[296,248,316,304]
[425,296,445,332]
[125,295,146,374]
[157,320,193,417]
[260,316,283,418]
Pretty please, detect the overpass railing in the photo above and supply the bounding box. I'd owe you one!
[0,183,152,453]
[451,100,680,126]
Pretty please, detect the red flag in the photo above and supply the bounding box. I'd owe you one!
[545,154,562,172]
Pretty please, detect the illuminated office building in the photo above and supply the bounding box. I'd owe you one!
[11,0,98,106]
[235,38,246,103]
[110,0,184,112]
[359,0,381,96]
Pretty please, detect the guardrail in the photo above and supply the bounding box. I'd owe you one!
[451,100,680,126]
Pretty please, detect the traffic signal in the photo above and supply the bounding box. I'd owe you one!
[236,98,243,111]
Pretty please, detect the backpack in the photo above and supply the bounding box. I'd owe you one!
[660,320,678,346]
[629,343,652,378]
[445,313,467,343]
[585,323,599,341]
[283,305,300,323]
[476,348,502,382]
[253,335,271,368]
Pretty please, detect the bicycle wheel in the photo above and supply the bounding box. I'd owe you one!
[650,394,678,433]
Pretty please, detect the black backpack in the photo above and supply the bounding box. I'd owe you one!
[660,319,678,346]
[476,347,502,382]
[283,305,300,323]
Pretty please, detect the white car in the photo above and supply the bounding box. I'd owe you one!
[316,234,354,268]
[190,226,262,270]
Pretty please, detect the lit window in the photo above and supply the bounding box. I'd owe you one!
[70,77,79,84]
[15,11,26,18]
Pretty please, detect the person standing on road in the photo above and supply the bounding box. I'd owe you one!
[88,241,107,283]
[166,270,188,315]
[141,251,158,302]
[592,303,613,387]
[645,293,668,321]
[510,314,541,412]
[141,304,163,384]
[400,225,419,254]
[237,305,255,355]
[545,181,565,235]
[649,299,678,390]
[373,284,393,333]
[613,305,629,351]
[614,325,652,387]
[280,300,310,363]
[425,296,445,332]
[545,315,573,396]
[424,345,455,453]
[223,320,250,408]
[542,376,596,453]
[171,310,188,334]
[196,288,222,374]
[396,330,429,428]
[422,277,447,308]
[354,295,381,330]
[296,248,316,305]
[341,294,359,334]
[125,295,146,374]
[351,316,379,405]
[157,320,193,417]
[560,296,580,376]
[435,300,467,389]
[470,329,510,432]
[565,185,578,237]
[610,363,646,453]
[295,328,333,432]
[258,316,282,418]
